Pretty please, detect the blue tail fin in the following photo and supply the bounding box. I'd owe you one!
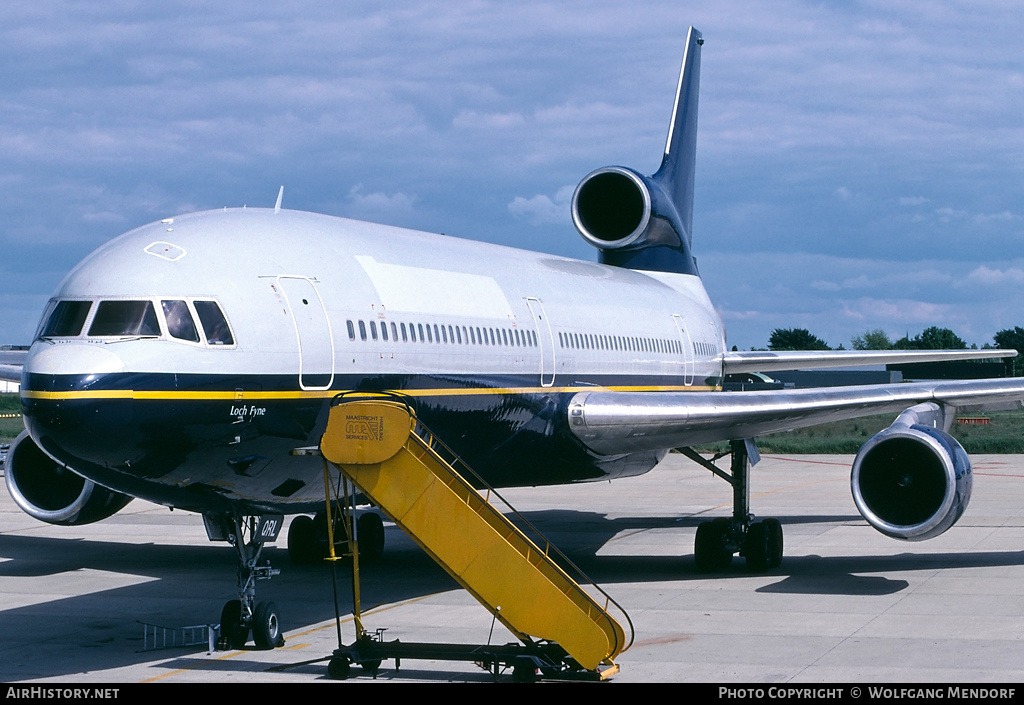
[571,27,703,274]
[654,26,702,248]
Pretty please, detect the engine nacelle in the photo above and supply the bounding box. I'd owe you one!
[571,166,698,275]
[569,26,702,276]
[572,167,653,249]
[4,430,132,526]
[851,410,971,541]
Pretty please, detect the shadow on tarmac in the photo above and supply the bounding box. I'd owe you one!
[2,507,1024,679]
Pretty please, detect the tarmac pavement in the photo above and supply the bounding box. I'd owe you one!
[1,452,1023,684]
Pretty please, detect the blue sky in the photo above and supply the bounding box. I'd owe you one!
[2,1,1022,350]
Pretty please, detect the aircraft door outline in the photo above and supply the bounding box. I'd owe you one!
[673,314,695,387]
[277,276,335,391]
[526,297,555,387]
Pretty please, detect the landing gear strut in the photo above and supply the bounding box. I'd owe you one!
[680,439,784,573]
[204,513,285,650]
[286,511,385,564]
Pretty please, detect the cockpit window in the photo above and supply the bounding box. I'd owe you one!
[40,300,92,337]
[161,300,200,342]
[88,301,161,337]
[194,300,234,345]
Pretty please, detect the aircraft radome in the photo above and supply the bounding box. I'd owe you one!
[3,26,1024,660]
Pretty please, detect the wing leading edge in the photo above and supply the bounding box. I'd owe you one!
[723,348,1016,374]
[567,377,1024,455]
[0,350,26,385]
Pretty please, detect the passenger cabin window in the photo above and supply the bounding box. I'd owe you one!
[40,300,92,338]
[161,300,200,342]
[89,301,160,337]
[194,300,234,345]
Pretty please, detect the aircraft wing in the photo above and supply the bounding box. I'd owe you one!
[567,377,1024,455]
[723,348,1015,374]
[0,350,26,385]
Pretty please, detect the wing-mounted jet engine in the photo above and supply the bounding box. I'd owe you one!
[571,27,703,277]
[4,430,132,526]
[851,403,972,541]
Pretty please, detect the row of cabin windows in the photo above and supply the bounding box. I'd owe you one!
[559,331,683,356]
[347,319,538,348]
[38,298,234,346]
[559,330,719,357]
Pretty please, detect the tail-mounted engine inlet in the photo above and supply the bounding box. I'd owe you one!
[569,27,703,276]
[572,167,652,250]
[571,166,697,274]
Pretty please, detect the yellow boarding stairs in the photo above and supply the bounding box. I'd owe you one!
[319,395,632,680]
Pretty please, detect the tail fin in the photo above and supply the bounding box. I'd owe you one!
[571,27,703,274]
[654,26,702,247]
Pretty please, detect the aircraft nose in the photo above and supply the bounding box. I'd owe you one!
[25,343,128,380]
[22,343,130,464]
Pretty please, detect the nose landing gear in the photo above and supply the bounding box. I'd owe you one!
[204,513,285,650]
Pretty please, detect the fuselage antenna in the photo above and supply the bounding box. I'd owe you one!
[274,186,284,214]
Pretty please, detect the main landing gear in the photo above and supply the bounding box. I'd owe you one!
[286,511,386,565]
[679,439,784,573]
[204,513,286,650]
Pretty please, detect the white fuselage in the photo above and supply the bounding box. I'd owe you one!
[21,208,727,513]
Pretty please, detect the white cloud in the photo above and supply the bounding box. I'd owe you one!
[80,210,126,224]
[974,210,1017,224]
[4,1,1024,347]
[840,275,873,290]
[899,196,929,207]
[839,298,953,325]
[452,110,525,130]
[719,308,768,322]
[346,184,416,217]
[508,185,574,225]
[701,248,1024,349]
[935,207,968,222]
[810,280,841,291]
[965,265,1024,286]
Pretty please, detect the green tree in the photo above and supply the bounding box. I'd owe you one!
[768,328,830,351]
[893,326,966,350]
[994,327,1024,376]
[851,329,893,350]
[917,326,966,349]
[994,327,1024,352]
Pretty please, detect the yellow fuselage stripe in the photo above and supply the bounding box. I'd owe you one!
[22,384,718,402]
